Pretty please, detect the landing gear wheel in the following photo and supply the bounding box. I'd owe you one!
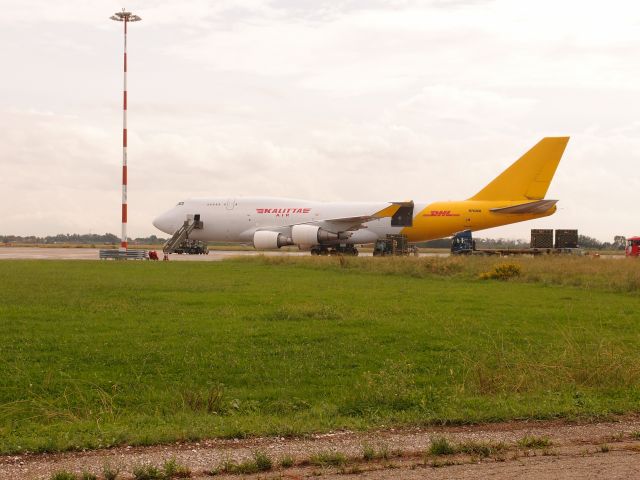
[310,248,320,256]
[353,248,359,256]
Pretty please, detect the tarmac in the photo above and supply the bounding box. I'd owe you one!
[0,247,311,261]
[0,247,621,261]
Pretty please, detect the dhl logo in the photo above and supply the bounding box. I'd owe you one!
[423,210,460,217]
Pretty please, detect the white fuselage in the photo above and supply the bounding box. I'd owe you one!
[153,197,418,245]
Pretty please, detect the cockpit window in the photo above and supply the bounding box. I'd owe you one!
[176,201,184,206]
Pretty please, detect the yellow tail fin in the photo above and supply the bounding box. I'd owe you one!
[469,137,569,201]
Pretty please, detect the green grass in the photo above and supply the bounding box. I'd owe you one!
[1,257,639,454]
[279,455,294,468]
[102,463,119,480]
[427,437,507,457]
[308,451,348,467]
[50,473,78,480]
[457,440,507,457]
[132,464,163,480]
[131,459,191,480]
[211,451,273,475]
[428,437,456,456]
[49,473,98,480]
[362,443,392,460]
[517,435,552,449]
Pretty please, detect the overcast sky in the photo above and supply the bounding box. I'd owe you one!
[1,0,639,241]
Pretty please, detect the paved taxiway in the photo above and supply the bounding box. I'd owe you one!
[1,247,622,261]
[0,247,313,261]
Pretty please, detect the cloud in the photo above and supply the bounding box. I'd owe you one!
[1,0,640,241]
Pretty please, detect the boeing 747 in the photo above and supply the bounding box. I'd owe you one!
[153,137,569,255]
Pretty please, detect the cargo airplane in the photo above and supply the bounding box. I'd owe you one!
[153,137,569,255]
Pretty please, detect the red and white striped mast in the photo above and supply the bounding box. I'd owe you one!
[110,8,141,252]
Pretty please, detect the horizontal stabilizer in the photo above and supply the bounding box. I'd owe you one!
[490,199,558,214]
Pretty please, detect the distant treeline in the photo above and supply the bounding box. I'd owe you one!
[577,234,627,250]
[0,233,167,245]
[1,233,627,250]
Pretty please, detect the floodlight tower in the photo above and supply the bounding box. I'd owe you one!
[110,8,141,252]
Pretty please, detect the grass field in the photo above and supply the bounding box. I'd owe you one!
[0,256,639,454]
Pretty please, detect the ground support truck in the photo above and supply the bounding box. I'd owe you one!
[451,229,583,256]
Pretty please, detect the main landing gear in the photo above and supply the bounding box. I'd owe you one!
[310,245,359,256]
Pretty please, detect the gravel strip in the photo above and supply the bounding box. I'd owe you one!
[2,416,640,479]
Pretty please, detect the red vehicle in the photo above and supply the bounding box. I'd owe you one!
[626,237,640,257]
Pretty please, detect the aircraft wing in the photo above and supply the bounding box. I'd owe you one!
[490,199,558,214]
[289,201,413,233]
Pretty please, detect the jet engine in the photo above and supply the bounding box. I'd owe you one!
[291,225,341,245]
[253,231,293,249]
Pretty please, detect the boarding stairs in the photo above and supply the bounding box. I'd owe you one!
[163,214,203,253]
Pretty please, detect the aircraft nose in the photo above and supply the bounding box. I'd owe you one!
[152,212,173,234]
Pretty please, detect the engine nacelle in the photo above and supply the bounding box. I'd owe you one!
[253,231,293,249]
[291,224,339,246]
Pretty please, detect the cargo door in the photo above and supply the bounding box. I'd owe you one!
[391,204,414,227]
